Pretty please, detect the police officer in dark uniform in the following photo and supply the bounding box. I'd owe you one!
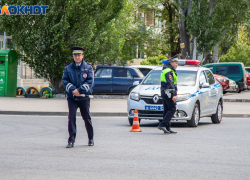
[62,46,94,148]
[158,54,178,134]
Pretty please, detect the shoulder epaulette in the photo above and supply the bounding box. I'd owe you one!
[87,63,93,67]
[64,62,71,67]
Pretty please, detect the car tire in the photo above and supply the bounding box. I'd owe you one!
[187,103,200,127]
[236,84,241,93]
[128,118,141,126]
[211,101,222,124]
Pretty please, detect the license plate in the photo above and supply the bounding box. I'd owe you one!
[145,106,163,111]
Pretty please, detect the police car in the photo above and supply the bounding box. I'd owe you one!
[127,60,223,127]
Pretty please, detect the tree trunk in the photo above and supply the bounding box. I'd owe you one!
[166,3,175,56]
[212,43,220,63]
[197,52,203,62]
[201,52,211,65]
[192,36,197,59]
[178,8,190,59]
[52,79,65,94]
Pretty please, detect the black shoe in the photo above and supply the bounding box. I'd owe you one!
[66,142,74,148]
[88,139,94,146]
[169,130,177,133]
[158,126,170,134]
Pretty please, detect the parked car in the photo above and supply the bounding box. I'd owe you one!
[213,74,229,94]
[128,60,223,127]
[93,66,144,94]
[244,67,250,89]
[213,74,238,93]
[129,65,157,76]
[245,67,250,73]
[203,62,247,93]
[228,78,239,92]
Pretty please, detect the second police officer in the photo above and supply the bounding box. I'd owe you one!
[158,54,178,134]
[62,46,94,148]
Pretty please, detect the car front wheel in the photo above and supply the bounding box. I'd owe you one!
[187,103,200,127]
[211,101,222,123]
[236,84,241,93]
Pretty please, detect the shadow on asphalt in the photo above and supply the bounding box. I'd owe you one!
[124,120,213,128]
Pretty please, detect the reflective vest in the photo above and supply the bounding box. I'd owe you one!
[160,68,177,84]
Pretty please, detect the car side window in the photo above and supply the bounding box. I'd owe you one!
[95,68,112,78]
[205,70,215,85]
[127,70,132,78]
[113,68,131,78]
[206,66,214,72]
[199,71,207,86]
[216,66,227,75]
[228,66,240,74]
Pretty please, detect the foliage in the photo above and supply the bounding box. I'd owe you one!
[141,54,168,65]
[135,0,180,57]
[0,0,128,93]
[175,0,250,57]
[160,0,180,56]
[42,90,50,96]
[220,27,250,66]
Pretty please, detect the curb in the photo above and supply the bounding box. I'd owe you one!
[0,111,127,117]
[55,94,250,102]
[55,94,128,99]
[0,111,249,118]
[223,99,250,102]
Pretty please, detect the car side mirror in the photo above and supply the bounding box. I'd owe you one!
[133,81,140,86]
[200,82,210,88]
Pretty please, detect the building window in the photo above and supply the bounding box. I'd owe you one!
[146,10,155,26]
[7,39,13,48]
[138,44,144,59]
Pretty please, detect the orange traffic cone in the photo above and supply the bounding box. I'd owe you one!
[130,109,142,132]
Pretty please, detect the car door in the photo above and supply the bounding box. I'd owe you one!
[112,68,133,93]
[93,68,112,93]
[199,70,210,115]
[205,70,218,114]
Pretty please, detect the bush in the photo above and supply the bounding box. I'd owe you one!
[140,54,168,65]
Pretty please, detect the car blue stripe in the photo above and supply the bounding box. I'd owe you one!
[190,83,221,98]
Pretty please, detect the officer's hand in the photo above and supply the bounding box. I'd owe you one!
[172,96,177,103]
[72,89,81,96]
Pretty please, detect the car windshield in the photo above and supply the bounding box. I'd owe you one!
[133,68,144,78]
[138,68,152,76]
[142,70,197,86]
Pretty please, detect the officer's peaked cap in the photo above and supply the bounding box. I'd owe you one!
[168,54,178,63]
[70,46,86,53]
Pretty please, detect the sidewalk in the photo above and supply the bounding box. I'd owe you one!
[0,90,250,117]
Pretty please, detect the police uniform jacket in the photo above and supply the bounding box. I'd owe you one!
[160,64,177,97]
[62,59,94,101]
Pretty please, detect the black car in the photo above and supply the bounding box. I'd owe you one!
[93,66,144,94]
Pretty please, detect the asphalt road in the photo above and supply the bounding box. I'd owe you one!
[1,115,249,180]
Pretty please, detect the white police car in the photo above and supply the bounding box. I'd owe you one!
[127,60,223,127]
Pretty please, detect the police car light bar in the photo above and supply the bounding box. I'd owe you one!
[178,60,200,66]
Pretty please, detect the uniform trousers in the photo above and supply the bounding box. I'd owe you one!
[67,97,94,143]
[159,91,176,131]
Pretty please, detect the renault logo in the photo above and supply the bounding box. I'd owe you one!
[153,95,159,104]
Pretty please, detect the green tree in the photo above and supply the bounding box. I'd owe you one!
[0,0,128,93]
[220,26,250,66]
[175,0,250,62]
[141,54,167,65]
